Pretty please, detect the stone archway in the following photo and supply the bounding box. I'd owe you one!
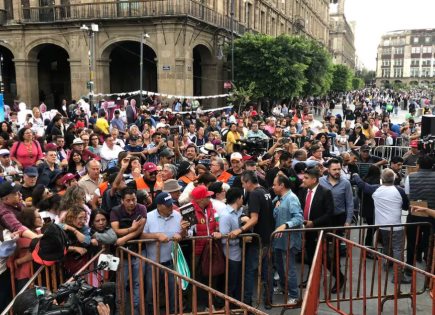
[0,46,16,105]
[193,44,216,98]
[101,41,157,95]
[27,44,71,109]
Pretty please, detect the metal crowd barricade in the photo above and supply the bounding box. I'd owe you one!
[2,248,107,315]
[118,234,267,315]
[265,222,433,313]
[118,233,263,315]
[8,260,64,299]
[325,232,435,315]
[301,231,324,315]
[1,265,47,315]
[372,145,410,161]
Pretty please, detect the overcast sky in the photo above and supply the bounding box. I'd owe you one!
[344,0,434,70]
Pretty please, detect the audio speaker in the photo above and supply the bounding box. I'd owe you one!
[421,115,435,139]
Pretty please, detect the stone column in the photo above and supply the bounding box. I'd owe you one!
[201,62,219,108]
[96,58,110,95]
[69,58,88,100]
[14,58,38,106]
[174,57,193,97]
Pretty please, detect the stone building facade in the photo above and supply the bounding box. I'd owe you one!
[376,29,435,87]
[328,0,355,69]
[0,0,330,108]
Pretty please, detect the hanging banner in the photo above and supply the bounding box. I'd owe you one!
[0,94,4,122]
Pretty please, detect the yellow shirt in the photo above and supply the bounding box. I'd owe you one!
[95,118,110,134]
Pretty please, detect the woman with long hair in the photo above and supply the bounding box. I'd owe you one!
[59,186,91,223]
[225,123,240,154]
[0,121,13,139]
[67,150,86,175]
[61,205,92,277]
[348,123,367,150]
[315,132,331,157]
[10,127,43,169]
[13,207,43,290]
[88,210,133,248]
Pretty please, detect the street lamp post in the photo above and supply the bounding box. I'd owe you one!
[81,23,99,113]
[139,33,150,107]
[0,54,3,94]
[230,0,235,84]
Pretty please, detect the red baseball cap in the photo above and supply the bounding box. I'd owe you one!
[191,185,214,200]
[60,173,76,185]
[143,162,157,173]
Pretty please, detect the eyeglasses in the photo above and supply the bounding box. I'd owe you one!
[1,155,10,158]
[149,171,157,175]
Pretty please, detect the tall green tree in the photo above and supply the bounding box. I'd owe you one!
[352,77,364,90]
[299,38,333,96]
[331,64,353,92]
[233,33,308,100]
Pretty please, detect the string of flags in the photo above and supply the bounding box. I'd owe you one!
[90,90,232,100]
[176,105,234,114]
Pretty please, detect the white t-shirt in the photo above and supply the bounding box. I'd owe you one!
[373,185,404,230]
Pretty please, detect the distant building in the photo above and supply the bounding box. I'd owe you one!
[0,0,330,108]
[376,29,435,87]
[328,0,356,69]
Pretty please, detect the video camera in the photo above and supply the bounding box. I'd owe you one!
[17,261,116,315]
[240,137,268,156]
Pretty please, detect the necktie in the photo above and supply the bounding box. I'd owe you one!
[304,189,313,220]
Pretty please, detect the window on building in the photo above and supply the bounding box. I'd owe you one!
[394,59,403,66]
[422,59,431,66]
[393,68,403,77]
[383,48,392,55]
[245,2,252,28]
[422,68,431,77]
[422,46,432,53]
[382,69,391,77]
[411,59,420,66]
[383,40,390,46]
[425,36,431,43]
[382,60,390,66]
[260,11,265,33]
[410,68,420,77]
[413,37,419,44]
[411,47,421,54]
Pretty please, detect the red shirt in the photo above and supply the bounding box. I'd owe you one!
[10,141,43,168]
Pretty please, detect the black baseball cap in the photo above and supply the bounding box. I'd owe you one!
[0,181,22,198]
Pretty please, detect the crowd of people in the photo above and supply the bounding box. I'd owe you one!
[0,87,434,313]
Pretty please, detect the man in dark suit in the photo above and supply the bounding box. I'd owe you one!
[299,167,344,293]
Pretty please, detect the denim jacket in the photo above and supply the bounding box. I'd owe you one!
[272,190,304,251]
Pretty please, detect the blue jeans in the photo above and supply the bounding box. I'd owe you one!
[146,261,175,314]
[243,244,272,305]
[122,252,146,308]
[274,248,299,299]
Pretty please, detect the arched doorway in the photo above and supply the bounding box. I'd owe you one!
[193,45,215,97]
[29,44,71,109]
[105,41,157,94]
[0,46,16,105]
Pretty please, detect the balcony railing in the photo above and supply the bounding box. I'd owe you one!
[21,0,246,35]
